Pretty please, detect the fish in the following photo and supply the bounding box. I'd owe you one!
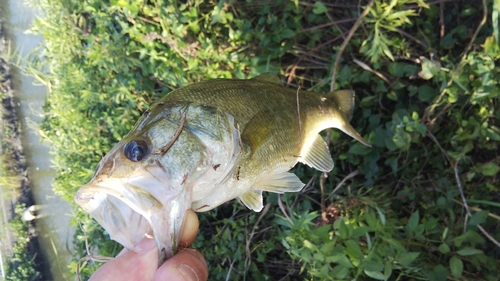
[75,73,371,264]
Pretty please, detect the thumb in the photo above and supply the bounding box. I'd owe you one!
[89,237,158,281]
[153,210,207,281]
[154,249,208,281]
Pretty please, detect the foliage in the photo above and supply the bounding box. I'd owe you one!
[4,204,43,281]
[24,0,500,280]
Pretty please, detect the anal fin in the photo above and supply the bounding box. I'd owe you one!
[255,171,305,194]
[299,134,334,172]
[241,171,306,212]
[240,190,264,212]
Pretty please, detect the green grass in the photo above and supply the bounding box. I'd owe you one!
[4,204,43,281]
[21,0,500,280]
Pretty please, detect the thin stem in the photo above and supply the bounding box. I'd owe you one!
[330,0,374,91]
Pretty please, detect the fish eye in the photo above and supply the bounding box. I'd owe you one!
[123,140,149,162]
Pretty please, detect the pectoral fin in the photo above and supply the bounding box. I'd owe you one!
[240,189,264,212]
[299,134,334,172]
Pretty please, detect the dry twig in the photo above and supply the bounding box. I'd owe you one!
[286,33,347,85]
[77,223,113,281]
[353,58,391,84]
[245,203,271,269]
[427,130,500,249]
[330,0,375,91]
[278,194,293,224]
[330,170,360,196]
[454,159,500,248]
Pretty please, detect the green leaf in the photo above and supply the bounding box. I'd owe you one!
[344,240,364,259]
[484,36,500,57]
[393,127,411,150]
[349,142,372,155]
[432,264,450,281]
[438,243,450,254]
[406,210,419,233]
[456,247,483,256]
[338,65,352,81]
[338,219,350,239]
[375,207,386,226]
[397,252,419,266]
[467,211,488,227]
[492,0,499,52]
[417,84,437,103]
[364,270,387,280]
[331,264,350,279]
[312,2,328,14]
[466,199,500,208]
[388,62,419,78]
[477,163,499,176]
[280,29,296,39]
[415,0,430,8]
[351,226,369,239]
[418,58,441,80]
[364,260,384,272]
[384,261,393,278]
[328,253,354,268]
[303,239,316,250]
[441,32,457,48]
[450,256,463,278]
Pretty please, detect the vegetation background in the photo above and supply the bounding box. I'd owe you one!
[9,0,500,280]
[1,16,48,279]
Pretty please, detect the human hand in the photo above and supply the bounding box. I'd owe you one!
[89,210,208,281]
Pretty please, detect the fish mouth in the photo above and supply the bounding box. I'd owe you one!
[75,171,191,264]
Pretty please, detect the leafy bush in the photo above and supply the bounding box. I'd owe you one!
[26,0,500,280]
[5,204,43,281]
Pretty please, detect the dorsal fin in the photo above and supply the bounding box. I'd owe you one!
[325,90,355,121]
[299,134,334,172]
[254,171,305,194]
[240,189,263,212]
[251,73,283,85]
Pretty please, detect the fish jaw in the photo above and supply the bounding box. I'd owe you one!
[75,166,192,264]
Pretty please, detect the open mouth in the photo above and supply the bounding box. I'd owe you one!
[75,172,191,264]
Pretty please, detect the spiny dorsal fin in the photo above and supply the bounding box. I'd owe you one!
[240,189,264,212]
[251,73,283,85]
[254,171,305,194]
[325,90,355,121]
[299,134,334,172]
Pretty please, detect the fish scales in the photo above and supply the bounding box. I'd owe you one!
[157,77,363,184]
[75,73,371,264]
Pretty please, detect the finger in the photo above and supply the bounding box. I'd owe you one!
[153,249,208,281]
[179,209,199,247]
[89,237,157,281]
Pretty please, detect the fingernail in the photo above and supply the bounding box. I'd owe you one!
[177,263,199,281]
[133,236,156,254]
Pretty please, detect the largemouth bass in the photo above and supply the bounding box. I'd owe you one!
[75,73,371,264]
